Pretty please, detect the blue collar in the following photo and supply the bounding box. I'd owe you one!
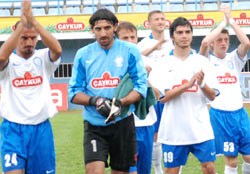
[169,49,194,56]
[149,33,154,39]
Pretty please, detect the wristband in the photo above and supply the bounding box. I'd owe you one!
[229,18,235,25]
[199,80,205,89]
[219,21,226,28]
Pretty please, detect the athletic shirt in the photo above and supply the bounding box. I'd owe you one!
[134,33,173,127]
[149,51,216,145]
[209,49,247,111]
[137,32,174,68]
[0,48,61,125]
[68,39,148,126]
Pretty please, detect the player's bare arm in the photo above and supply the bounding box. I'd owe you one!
[160,76,196,103]
[22,0,62,62]
[0,16,26,71]
[200,15,227,57]
[120,90,141,106]
[141,39,166,56]
[223,4,250,58]
[71,92,91,106]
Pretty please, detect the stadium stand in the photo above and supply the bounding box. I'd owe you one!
[0,0,248,16]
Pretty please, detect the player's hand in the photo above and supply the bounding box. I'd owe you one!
[105,98,122,124]
[194,70,205,86]
[220,4,231,24]
[154,38,166,50]
[21,0,34,25]
[89,96,112,118]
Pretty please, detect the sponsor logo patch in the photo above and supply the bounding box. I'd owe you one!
[217,73,237,84]
[91,72,120,88]
[172,79,198,92]
[12,72,43,87]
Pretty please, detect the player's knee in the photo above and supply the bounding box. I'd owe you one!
[201,162,216,174]
[242,155,250,163]
[225,156,238,168]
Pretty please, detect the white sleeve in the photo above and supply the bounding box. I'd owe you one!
[41,48,61,74]
[231,49,247,73]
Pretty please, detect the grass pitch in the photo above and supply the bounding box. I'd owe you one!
[0,109,248,173]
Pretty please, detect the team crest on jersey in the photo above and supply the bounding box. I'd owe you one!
[217,73,237,84]
[33,57,42,66]
[114,56,123,67]
[172,79,198,92]
[227,61,234,70]
[91,72,120,88]
[12,72,43,87]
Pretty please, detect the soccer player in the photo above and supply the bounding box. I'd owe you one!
[0,0,62,173]
[68,9,148,174]
[149,17,218,174]
[117,21,158,174]
[199,5,250,174]
[137,10,174,174]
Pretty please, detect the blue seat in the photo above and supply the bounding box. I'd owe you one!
[169,4,184,11]
[0,9,10,16]
[66,7,81,14]
[33,8,45,15]
[101,0,115,6]
[203,3,218,11]
[48,1,64,8]
[49,7,63,15]
[100,6,115,13]
[233,1,250,10]
[66,0,81,7]
[117,5,132,13]
[186,4,201,11]
[152,4,161,10]
[32,1,46,8]
[134,4,150,12]
[83,6,97,14]
[13,9,21,16]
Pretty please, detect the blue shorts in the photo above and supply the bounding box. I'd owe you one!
[210,107,250,156]
[162,139,216,168]
[136,125,155,174]
[153,101,164,133]
[0,119,55,173]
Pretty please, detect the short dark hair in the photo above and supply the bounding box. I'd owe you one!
[117,21,137,38]
[148,10,163,21]
[169,17,193,38]
[89,8,118,29]
[14,20,33,30]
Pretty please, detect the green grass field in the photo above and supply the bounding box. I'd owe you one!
[0,109,248,173]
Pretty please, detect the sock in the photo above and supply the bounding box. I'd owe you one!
[242,160,250,174]
[152,142,163,174]
[224,165,238,174]
[179,166,182,174]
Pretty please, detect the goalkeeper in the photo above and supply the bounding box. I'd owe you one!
[68,9,148,174]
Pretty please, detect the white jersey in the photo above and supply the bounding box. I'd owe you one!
[134,106,157,127]
[209,49,247,111]
[149,51,216,145]
[137,32,174,68]
[0,48,61,125]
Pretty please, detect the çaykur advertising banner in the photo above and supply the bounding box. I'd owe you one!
[0,10,249,34]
